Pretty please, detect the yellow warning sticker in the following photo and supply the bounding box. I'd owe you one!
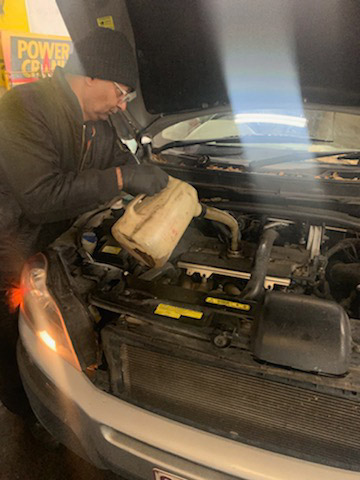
[101,245,122,255]
[97,16,115,30]
[155,304,203,320]
[205,297,251,311]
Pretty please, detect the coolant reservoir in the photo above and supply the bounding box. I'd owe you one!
[111,176,202,268]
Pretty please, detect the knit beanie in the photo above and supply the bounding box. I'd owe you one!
[64,28,137,89]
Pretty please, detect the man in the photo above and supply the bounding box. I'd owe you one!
[0,28,168,420]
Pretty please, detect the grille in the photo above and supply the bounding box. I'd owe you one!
[119,344,360,471]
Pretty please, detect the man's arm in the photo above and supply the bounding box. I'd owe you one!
[0,90,168,225]
[107,123,170,196]
[0,109,121,224]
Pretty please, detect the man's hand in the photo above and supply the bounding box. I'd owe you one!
[118,164,169,196]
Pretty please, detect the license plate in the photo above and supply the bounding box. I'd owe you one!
[153,468,189,480]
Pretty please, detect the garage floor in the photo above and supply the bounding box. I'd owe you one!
[0,402,120,480]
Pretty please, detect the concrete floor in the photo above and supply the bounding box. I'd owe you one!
[0,402,120,480]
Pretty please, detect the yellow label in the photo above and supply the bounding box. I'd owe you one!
[155,303,203,320]
[205,297,251,311]
[97,16,115,30]
[101,245,122,255]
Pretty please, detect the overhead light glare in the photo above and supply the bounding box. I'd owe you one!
[235,113,307,128]
[38,330,57,352]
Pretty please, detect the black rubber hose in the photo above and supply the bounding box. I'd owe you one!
[242,228,279,301]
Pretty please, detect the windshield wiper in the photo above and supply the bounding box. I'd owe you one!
[153,136,242,154]
[154,134,337,155]
[337,151,360,160]
[310,138,334,143]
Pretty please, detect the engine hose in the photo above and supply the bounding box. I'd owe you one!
[201,205,239,253]
[242,228,279,301]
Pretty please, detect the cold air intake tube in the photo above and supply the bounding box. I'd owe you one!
[242,228,279,301]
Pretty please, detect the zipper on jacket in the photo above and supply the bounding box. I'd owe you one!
[78,125,86,172]
[79,124,96,172]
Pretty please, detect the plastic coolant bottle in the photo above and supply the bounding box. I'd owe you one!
[111,176,202,268]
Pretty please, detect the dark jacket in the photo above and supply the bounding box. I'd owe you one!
[0,67,133,284]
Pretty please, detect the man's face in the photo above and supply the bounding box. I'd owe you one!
[83,78,132,121]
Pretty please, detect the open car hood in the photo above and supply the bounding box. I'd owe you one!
[57,0,360,132]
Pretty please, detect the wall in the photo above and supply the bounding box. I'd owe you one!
[0,0,70,93]
[0,0,29,31]
[25,0,69,36]
[0,0,29,94]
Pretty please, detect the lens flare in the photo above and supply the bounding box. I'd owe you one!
[38,330,57,351]
[7,285,26,312]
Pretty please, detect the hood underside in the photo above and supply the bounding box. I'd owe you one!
[57,0,360,119]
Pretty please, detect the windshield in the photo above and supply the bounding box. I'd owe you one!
[153,107,360,168]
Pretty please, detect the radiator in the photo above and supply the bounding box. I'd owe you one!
[114,343,360,471]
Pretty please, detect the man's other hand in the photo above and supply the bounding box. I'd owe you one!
[119,164,169,196]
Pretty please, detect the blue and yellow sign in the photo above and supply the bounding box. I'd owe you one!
[1,31,72,88]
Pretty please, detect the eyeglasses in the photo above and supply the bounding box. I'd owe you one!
[113,82,137,103]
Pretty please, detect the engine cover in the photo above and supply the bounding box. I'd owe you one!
[252,291,352,375]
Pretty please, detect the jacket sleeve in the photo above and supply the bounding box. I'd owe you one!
[112,139,138,166]
[88,120,138,168]
[0,93,120,225]
[106,121,138,167]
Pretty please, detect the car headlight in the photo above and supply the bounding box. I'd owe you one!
[20,253,81,371]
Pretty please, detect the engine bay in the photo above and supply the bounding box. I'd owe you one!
[86,204,360,307]
[58,197,360,386]
[44,192,360,473]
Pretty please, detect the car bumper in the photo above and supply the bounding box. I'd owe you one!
[17,314,360,480]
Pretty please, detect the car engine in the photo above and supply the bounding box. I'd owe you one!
[60,197,360,376]
[52,198,360,470]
